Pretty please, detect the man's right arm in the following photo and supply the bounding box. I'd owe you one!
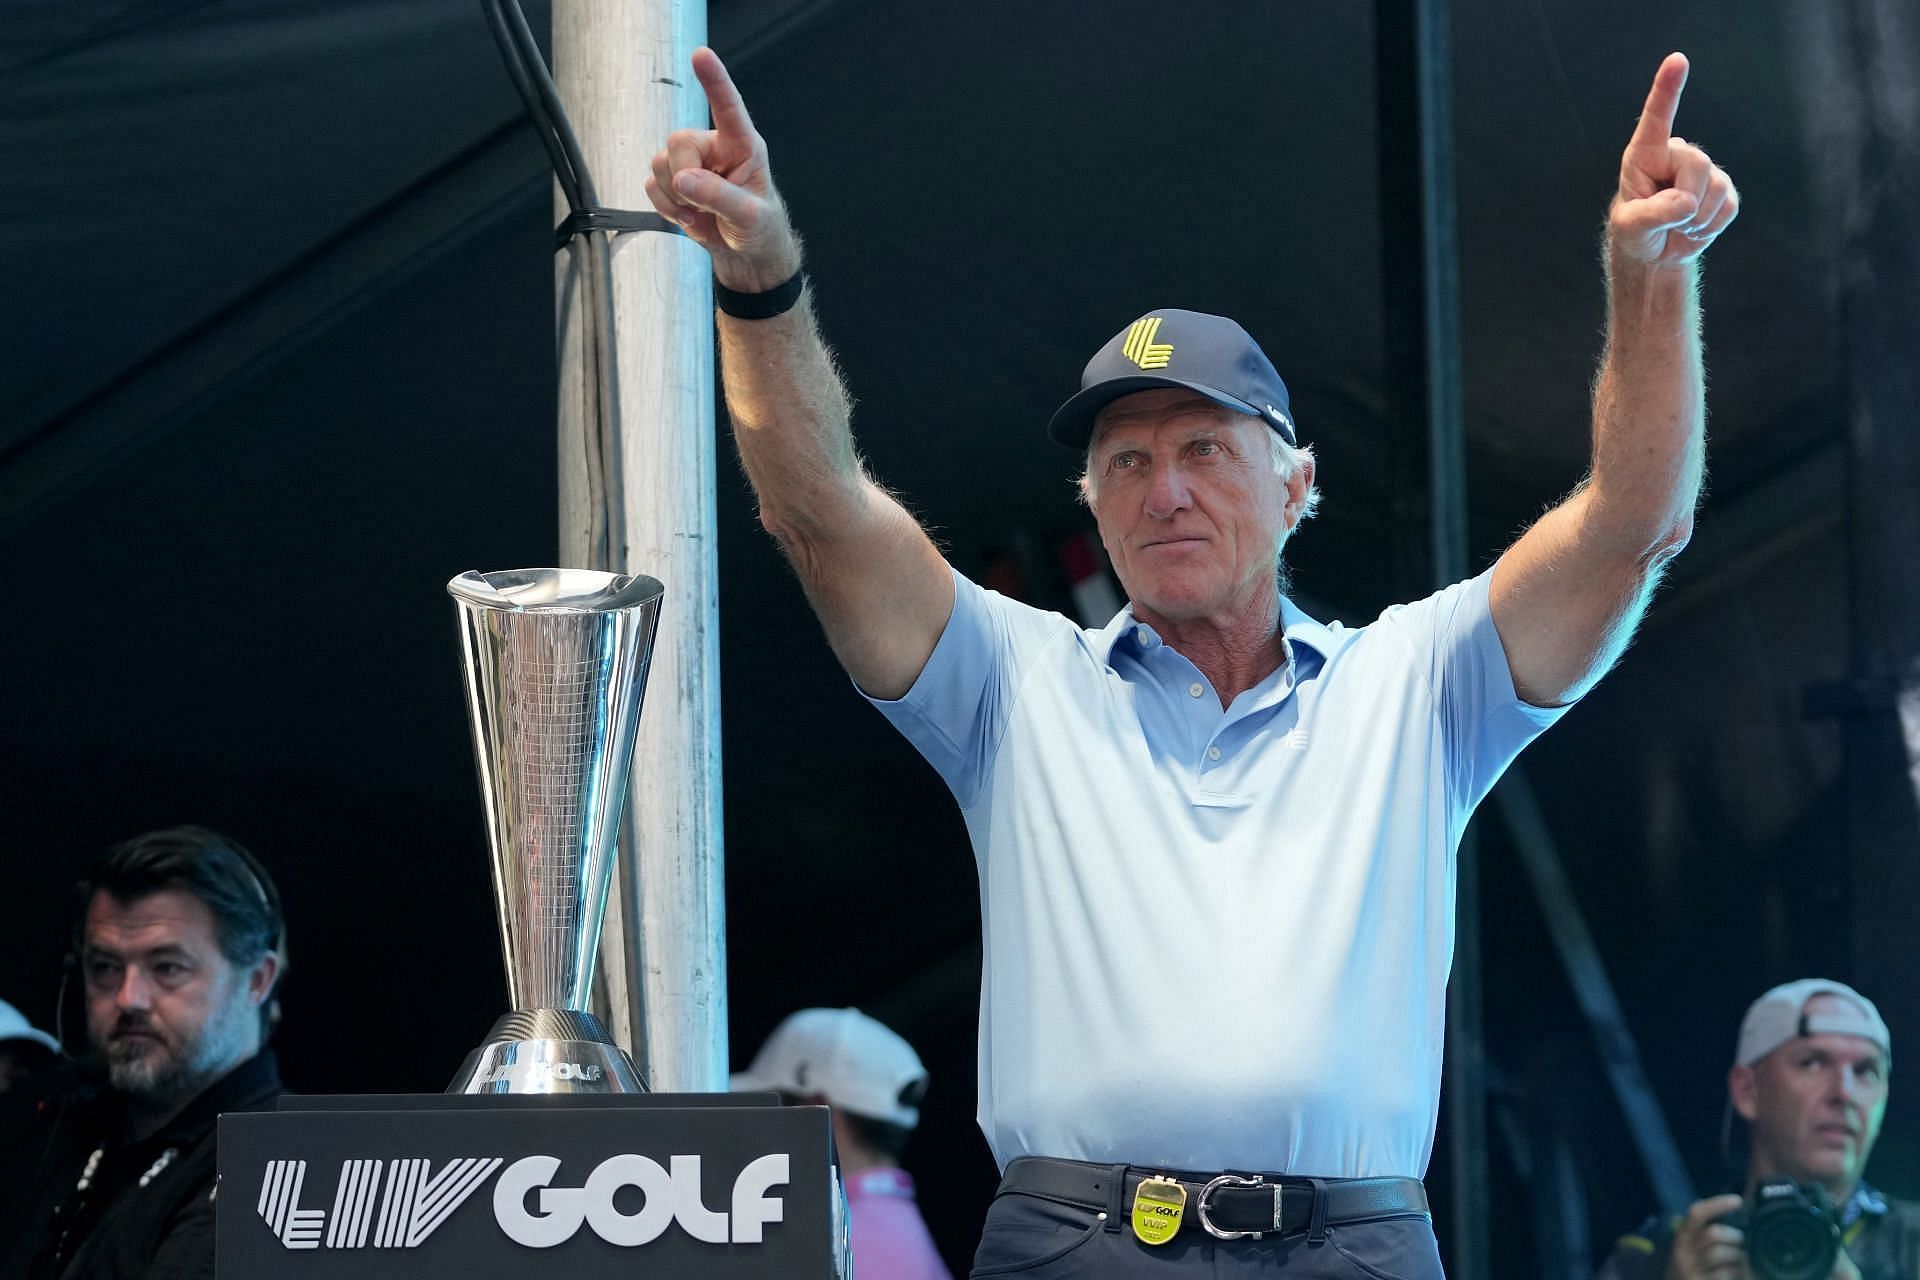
[646,48,951,699]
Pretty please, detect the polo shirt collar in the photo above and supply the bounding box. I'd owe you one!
[1278,596,1348,663]
[1844,1181,1888,1226]
[1094,597,1349,668]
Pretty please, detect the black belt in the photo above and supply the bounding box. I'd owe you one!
[998,1157,1429,1242]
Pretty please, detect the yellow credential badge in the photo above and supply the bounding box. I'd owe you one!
[1131,1176,1187,1245]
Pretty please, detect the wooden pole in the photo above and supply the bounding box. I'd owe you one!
[554,0,726,1093]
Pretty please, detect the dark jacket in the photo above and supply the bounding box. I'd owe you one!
[1596,1184,1920,1280]
[5,1050,284,1280]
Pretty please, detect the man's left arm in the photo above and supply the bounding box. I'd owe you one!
[1491,52,1739,707]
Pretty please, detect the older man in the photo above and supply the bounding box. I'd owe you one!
[648,47,1735,1277]
[6,827,287,1280]
[1599,980,1917,1280]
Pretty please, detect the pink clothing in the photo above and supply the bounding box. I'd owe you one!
[846,1167,952,1280]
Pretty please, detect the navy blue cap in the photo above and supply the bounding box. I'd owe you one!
[1047,309,1297,449]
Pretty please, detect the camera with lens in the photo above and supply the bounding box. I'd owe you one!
[1719,1180,1841,1280]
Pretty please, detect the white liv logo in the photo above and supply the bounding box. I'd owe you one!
[493,1153,791,1247]
[256,1158,504,1250]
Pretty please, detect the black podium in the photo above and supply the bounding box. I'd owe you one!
[216,1093,846,1278]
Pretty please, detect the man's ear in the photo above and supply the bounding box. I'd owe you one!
[1283,453,1316,529]
[1728,1062,1759,1123]
[245,952,281,1006]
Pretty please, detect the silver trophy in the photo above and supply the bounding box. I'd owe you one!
[445,568,664,1094]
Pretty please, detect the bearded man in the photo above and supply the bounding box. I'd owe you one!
[5,827,287,1280]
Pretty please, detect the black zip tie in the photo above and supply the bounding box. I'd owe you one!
[554,209,684,251]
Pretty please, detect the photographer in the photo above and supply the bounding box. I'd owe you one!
[1598,980,1919,1280]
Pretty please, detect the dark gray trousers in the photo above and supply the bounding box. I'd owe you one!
[970,1187,1446,1279]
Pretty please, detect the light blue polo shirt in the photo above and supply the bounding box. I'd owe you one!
[867,564,1567,1178]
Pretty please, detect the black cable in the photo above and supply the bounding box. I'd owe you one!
[482,0,674,571]
[497,0,600,211]
[583,231,626,561]
[53,955,73,1053]
[480,0,583,210]
[571,232,613,567]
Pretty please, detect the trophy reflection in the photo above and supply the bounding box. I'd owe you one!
[444,568,663,1094]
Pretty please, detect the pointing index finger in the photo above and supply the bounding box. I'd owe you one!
[1630,52,1690,151]
[692,46,755,141]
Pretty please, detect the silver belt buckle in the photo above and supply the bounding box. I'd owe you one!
[1197,1173,1279,1240]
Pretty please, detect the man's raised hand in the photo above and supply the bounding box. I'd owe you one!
[646,47,801,292]
[1610,53,1740,268]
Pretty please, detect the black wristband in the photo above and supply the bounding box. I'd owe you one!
[714,269,807,320]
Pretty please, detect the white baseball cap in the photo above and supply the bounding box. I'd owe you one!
[0,999,60,1055]
[731,1008,928,1128]
[1734,979,1890,1067]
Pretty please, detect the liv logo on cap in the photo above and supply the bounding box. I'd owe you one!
[1047,308,1298,449]
[1122,317,1175,369]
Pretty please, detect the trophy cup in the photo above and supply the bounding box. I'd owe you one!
[445,568,663,1094]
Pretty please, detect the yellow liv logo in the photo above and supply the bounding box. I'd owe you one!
[1123,317,1175,369]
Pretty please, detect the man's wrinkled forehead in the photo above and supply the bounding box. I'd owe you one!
[1758,1032,1889,1082]
[1090,392,1253,450]
[1738,983,1894,1069]
[85,888,217,949]
[1796,995,1891,1063]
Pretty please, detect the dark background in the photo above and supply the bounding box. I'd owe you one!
[4,2,1917,1276]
